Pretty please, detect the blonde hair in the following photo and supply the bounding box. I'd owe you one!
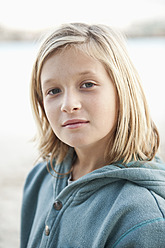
[31,22,159,167]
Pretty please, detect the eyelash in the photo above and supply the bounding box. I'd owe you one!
[47,88,61,95]
[81,82,95,88]
[46,82,96,96]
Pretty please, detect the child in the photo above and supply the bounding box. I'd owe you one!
[21,23,165,247]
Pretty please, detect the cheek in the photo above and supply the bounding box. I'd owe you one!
[43,101,59,127]
[100,94,118,127]
[97,89,117,112]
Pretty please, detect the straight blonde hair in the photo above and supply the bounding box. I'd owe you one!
[30,23,159,168]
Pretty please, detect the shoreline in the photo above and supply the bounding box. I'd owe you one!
[1,19,165,41]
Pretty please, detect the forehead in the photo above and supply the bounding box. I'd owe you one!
[43,45,98,67]
[40,46,108,85]
[41,41,107,72]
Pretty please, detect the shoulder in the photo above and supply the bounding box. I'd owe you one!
[110,180,165,247]
[21,160,53,224]
[117,180,165,217]
[23,160,48,192]
[22,160,55,205]
[102,180,165,247]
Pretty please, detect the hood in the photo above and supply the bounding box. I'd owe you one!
[54,150,165,201]
[76,156,165,199]
[56,153,165,199]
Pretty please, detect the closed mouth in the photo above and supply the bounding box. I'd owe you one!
[62,119,89,127]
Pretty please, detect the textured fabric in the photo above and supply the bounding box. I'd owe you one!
[20,151,165,247]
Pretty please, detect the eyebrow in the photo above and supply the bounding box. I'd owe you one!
[41,78,56,87]
[78,70,96,76]
[41,70,97,87]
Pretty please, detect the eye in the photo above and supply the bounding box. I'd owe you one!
[81,82,95,88]
[47,88,61,95]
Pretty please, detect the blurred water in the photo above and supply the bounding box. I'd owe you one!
[127,37,165,123]
[0,41,38,138]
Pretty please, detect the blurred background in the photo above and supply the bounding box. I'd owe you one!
[0,0,165,246]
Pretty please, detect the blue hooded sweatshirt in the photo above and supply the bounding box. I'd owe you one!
[21,151,165,248]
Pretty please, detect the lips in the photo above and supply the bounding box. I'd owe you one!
[62,119,89,128]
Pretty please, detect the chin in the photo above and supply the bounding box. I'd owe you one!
[63,139,90,149]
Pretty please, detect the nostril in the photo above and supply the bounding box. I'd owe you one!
[61,102,81,113]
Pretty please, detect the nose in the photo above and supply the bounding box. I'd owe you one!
[61,91,81,113]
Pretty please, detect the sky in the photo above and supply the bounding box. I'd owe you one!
[0,0,165,31]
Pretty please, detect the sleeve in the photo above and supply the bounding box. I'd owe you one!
[111,217,165,248]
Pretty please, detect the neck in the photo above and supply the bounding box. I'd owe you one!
[72,142,108,181]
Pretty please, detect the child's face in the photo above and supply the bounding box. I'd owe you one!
[41,47,118,151]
